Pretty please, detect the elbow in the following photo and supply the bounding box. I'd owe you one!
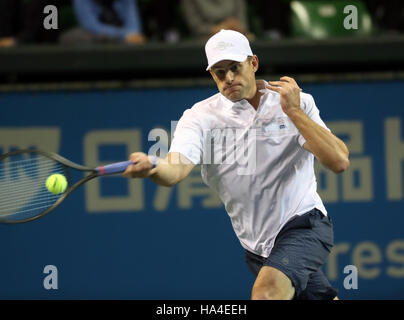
[164,181,178,188]
[155,176,182,188]
[155,180,177,188]
[153,178,178,188]
[332,157,350,174]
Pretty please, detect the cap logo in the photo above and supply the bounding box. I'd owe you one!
[214,41,234,51]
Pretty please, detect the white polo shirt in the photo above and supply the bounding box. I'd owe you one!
[169,81,330,258]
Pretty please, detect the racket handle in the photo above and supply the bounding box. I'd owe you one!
[96,161,133,176]
[95,156,158,176]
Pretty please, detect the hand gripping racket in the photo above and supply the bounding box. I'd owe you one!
[0,149,152,224]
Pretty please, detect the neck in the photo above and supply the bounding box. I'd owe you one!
[246,85,262,110]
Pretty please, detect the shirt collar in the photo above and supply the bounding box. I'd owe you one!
[220,79,270,110]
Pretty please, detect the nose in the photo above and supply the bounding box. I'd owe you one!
[225,70,234,84]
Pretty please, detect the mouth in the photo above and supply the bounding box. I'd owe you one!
[225,84,241,94]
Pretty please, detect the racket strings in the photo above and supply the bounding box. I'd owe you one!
[0,193,63,210]
[0,162,63,187]
[1,204,58,218]
[0,163,67,200]
[0,161,61,176]
[0,162,65,197]
[0,154,70,221]
[0,155,62,172]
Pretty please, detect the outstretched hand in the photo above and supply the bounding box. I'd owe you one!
[123,152,155,178]
[267,76,302,115]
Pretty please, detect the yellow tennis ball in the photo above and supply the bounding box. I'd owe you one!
[46,174,68,194]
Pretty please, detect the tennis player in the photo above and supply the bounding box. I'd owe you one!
[123,29,350,300]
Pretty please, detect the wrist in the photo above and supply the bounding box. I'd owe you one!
[147,155,159,177]
[148,155,158,168]
[285,106,304,120]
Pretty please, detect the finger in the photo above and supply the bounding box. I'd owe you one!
[130,158,143,168]
[122,169,130,178]
[129,152,144,161]
[124,161,139,177]
[267,85,281,93]
[280,76,293,82]
[280,76,301,89]
[130,163,145,173]
[131,162,153,178]
[268,81,285,87]
[123,164,136,178]
[280,76,297,84]
[136,163,151,172]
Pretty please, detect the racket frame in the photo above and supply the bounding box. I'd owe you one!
[0,149,98,224]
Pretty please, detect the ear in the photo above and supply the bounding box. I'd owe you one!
[251,55,259,73]
[209,69,218,82]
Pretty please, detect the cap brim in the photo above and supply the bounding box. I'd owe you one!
[206,53,248,71]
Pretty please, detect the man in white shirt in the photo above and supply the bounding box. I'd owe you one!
[123,30,350,300]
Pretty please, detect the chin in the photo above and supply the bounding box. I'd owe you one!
[225,92,243,102]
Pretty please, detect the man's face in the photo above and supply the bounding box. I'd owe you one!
[209,55,258,102]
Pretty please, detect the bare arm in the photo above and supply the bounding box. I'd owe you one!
[288,109,350,173]
[267,76,350,173]
[123,152,195,187]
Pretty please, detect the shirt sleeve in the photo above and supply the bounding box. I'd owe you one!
[297,93,331,147]
[169,108,204,165]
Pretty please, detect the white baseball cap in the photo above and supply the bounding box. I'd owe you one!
[205,29,253,71]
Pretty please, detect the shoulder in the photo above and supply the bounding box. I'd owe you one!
[299,92,318,113]
[183,92,223,118]
[300,92,315,104]
[177,92,222,126]
[191,92,222,112]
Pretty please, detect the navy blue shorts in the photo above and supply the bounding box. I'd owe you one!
[245,208,338,300]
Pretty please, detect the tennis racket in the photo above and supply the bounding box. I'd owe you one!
[0,149,142,224]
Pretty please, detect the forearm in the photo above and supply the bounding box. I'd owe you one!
[148,162,181,187]
[148,154,194,187]
[123,152,194,186]
[288,108,350,173]
[267,77,349,173]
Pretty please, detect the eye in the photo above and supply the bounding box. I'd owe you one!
[230,64,240,72]
[215,69,225,78]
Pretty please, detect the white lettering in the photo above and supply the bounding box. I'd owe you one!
[43,265,58,290]
[43,5,58,30]
[343,265,358,289]
[343,5,358,30]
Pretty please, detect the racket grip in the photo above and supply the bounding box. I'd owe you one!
[96,161,133,176]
